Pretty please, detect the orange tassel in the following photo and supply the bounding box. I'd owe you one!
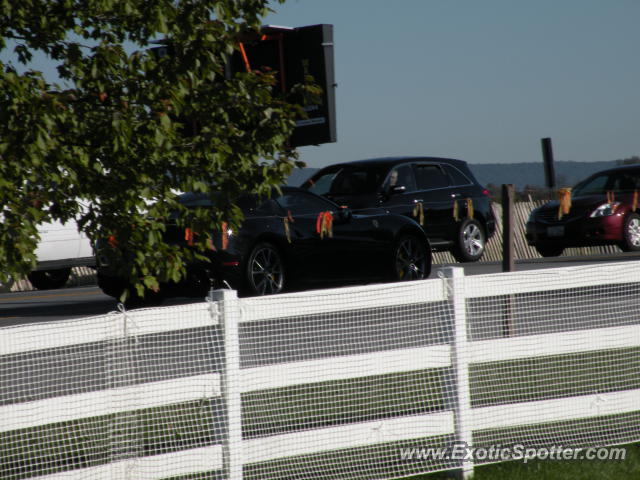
[557,188,572,219]
[185,228,194,246]
[283,217,292,243]
[606,190,615,204]
[453,199,459,221]
[315,211,333,239]
[221,222,229,250]
[412,201,424,226]
[632,190,638,212]
[466,198,474,219]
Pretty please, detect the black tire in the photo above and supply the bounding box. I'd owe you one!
[244,242,285,296]
[391,234,431,281]
[97,273,126,298]
[452,219,486,263]
[619,213,640,252]
[27,268,71,290]
[122,285,165,309]
[534,244,564,257]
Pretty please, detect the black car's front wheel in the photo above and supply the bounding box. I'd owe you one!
[244,242,285,296]
[392,234,431,281]
[452,219,486,262]
[620,213,640,252]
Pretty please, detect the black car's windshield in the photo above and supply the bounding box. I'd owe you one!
[306,166,389,196]
[572,171,640,197]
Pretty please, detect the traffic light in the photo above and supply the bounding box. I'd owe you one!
[151,24,337,148]
[232,24,337,147]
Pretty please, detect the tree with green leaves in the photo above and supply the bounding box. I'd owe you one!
[0,0,314,299]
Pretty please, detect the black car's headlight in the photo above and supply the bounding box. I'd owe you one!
[590,202,620,218]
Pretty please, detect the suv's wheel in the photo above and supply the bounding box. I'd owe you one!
[452,219,486,262]
[535,244,564,257]
[392,234,431,281]
[244,243,285,296]
[620,213,640,252]
[27,268,71,290]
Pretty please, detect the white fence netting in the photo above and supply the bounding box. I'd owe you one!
[1,262,639,479]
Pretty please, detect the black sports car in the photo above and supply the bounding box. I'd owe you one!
[97,187,432,301]
[301,157,496,262]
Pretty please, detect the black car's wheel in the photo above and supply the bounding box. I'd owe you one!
[27,268,71,290]
[97,272,126,298]
[392,234,431,281]
[244,242,285,296]
[620,213,640,252]
[535,244,564,257]
[452,219,486,262]
[123,286,165,309]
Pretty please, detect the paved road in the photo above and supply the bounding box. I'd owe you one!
[2,252,640,326]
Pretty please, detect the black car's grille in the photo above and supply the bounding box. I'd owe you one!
[535,208,580,223]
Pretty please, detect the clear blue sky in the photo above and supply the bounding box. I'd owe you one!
[3,1,638,169]
[266,0,640,168]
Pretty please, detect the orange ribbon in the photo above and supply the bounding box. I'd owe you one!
[316,211,334,239]
[466,198,474,219]
[633,190,638,212]
[557,188,572,219]
[606,190,615,204]
[453,199,459,221]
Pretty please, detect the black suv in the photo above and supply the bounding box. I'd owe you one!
[301,157,496,262]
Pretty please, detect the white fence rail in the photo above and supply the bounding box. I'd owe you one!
[1,262,640,479]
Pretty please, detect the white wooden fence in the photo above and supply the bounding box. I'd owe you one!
[1,262,639,479]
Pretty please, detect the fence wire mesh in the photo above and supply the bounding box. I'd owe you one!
[0,262,639,480]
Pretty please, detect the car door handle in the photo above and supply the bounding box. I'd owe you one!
[413,199,423,203]
[451,193,461,198]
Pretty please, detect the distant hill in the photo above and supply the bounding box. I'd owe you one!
[286,161,621,190]
[469,161,619,190]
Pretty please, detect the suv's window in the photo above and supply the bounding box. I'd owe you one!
[413,164,451,190]
[277,192,334,215]
[443,165,471,186]
[382,164,417,192]
[306,167,387,196]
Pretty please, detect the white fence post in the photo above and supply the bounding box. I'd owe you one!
[209,289,243,480]
[442,267,474,478]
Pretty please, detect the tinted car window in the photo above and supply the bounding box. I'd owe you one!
[306,170,338,196]
[443,165,471,186]
[573,171,640,196]
[413,164,450,190]
[383,164,417,192]
[277,192,334,215]
[305,166,388,196]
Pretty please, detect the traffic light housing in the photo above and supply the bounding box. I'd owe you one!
[231,24,337,147]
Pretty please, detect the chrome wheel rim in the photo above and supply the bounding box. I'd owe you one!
[463,223,484,257]
[250,246,284,295]
[395,237,426,280]
[627,218,640,247]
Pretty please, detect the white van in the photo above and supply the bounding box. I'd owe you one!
[26,220,95,290]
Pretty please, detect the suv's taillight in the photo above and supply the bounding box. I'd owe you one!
[482,189,491,197]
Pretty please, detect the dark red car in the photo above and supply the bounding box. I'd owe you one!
[526,165,640,256]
